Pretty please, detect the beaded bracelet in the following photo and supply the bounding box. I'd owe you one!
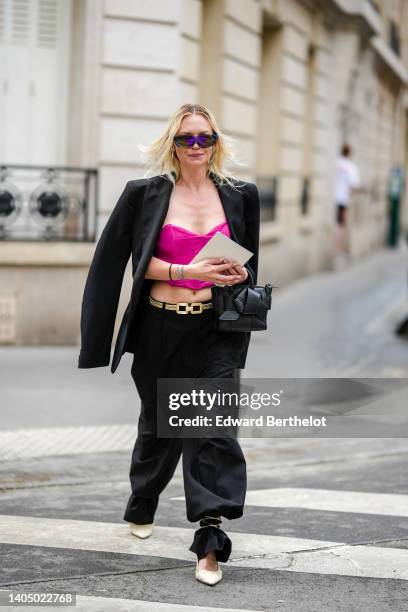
[176,264,185,280]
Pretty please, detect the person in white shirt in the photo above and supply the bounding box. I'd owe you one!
[334,144,360,254]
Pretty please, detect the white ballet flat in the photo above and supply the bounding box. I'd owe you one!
[195,559,223,586]
[128,522,154,539]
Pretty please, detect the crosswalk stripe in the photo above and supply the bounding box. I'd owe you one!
[0,515,407,580]
[0,592,258,612]
[172,487,408,517]
[0,425,138,460]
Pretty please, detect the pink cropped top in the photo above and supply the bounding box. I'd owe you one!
[154,220,231,290]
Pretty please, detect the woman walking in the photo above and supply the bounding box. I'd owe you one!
[78,103,260,585]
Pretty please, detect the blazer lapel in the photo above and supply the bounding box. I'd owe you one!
[139,172,245,262]
[214,175,244,244]
[140,176,172,264]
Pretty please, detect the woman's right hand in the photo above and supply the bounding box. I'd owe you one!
[185,257,242,285]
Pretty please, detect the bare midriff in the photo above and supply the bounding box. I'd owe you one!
[149,281,213,304]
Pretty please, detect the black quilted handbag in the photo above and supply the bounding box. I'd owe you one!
[211,267,275,332]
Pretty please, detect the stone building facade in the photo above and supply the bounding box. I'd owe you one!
[0,0,407,347]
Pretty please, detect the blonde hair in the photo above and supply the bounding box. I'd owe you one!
[139,103,246,191]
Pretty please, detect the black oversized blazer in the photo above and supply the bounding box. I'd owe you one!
[78,172,260,374]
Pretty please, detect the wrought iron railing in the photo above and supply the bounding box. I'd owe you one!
[0,164,98,241]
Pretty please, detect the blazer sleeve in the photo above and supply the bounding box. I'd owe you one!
[78,181,137,368]
[242,182,260,285]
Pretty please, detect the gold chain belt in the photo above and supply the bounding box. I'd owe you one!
[148,295,213,315]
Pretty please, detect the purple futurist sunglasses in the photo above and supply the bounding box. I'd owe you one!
[173,132,219,149]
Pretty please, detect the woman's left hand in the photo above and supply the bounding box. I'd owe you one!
[220,259,248,284]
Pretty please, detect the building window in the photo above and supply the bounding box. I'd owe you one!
[257,176,278,222]
[388,19,401,57]
[256,14,282,222]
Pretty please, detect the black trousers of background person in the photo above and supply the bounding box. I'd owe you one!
[123,295,247,563]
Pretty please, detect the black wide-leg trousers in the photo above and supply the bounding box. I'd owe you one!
[123,295,247,562]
